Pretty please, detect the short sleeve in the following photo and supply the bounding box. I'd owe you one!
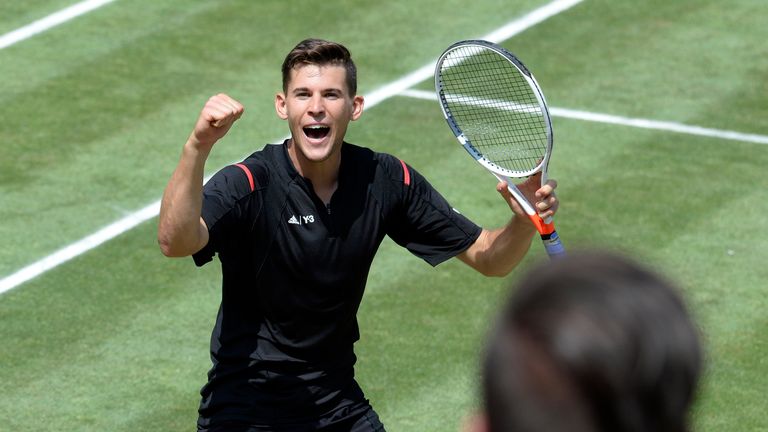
[386,162,482,266]
[192,164,259,266]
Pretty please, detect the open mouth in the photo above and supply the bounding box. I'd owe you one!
[303,125,330,140]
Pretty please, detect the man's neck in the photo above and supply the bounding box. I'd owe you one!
[286,139,341,204]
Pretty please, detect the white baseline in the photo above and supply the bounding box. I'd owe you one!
[401,88,768,145]
[0,0,584,294]
[0,0,117,50]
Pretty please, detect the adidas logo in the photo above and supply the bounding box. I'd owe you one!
[288,214,315,225]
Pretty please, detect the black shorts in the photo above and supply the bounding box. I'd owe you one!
[198,400,385,432]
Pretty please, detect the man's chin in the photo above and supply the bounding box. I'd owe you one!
[298,139,340,162]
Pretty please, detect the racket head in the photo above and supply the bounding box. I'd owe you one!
[434,40,553,179]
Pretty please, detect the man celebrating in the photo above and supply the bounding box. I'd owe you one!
[158,39,558,431]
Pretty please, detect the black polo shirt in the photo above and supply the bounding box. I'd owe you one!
[193,141,482,426]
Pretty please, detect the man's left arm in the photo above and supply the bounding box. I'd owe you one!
[457,174,558,277]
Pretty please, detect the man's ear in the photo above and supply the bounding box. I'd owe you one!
[351,95,365,121]
[275,93,288,120]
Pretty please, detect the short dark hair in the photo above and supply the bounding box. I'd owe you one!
[483,251,702,432]
[281,38,357,95]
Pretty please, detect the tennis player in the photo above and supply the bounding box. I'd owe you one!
[158,38,558,432]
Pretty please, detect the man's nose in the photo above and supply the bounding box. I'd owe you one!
[308,95,325,116]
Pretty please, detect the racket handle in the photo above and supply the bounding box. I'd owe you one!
[540,230,566,259]
[525,214,566,258]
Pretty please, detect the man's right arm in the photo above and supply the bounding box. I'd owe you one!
[157,94,244,257]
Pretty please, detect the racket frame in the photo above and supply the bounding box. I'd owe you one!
[434,39,564,257]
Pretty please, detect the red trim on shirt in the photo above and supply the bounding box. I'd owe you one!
[399,159,411,186]
[234,163,255,192]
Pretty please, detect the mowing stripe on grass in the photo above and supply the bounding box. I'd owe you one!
[364,0,584,108]
[400,88,768,145]
[0,0,117,50]
[0,0,583,295]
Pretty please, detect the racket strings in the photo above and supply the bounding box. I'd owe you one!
[438,46,548,174]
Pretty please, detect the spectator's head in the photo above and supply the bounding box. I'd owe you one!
[475,251,702,432]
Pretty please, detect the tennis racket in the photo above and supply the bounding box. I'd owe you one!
[434,39,564,259]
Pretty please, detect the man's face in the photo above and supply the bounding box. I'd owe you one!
[275,64,364,165]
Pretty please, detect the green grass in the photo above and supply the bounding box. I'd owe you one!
[1,0,767,430]
[0,0,80,35]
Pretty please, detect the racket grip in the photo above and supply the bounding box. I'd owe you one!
[540,230,565,259]
[524,209,565,258]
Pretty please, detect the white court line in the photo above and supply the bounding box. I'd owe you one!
[364,0,584,108]
[401,88,768,145]
[0,0,584,295]
[0,0,117,50]
[443,92,542,114]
